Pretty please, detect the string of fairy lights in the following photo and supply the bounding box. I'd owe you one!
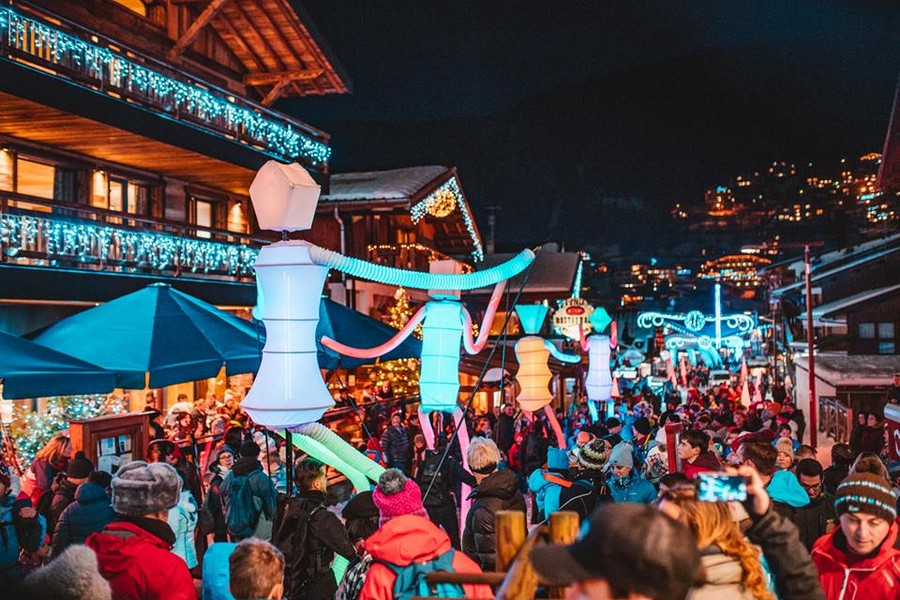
[0,213,259,276]
[0,7,330,166]
[410,176,484,262]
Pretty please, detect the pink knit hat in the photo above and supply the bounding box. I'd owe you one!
[372,468,428,525]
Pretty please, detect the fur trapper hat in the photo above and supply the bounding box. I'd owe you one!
[111,460,181,515]
[22,544,111,600]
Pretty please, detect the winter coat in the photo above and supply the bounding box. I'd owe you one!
[51,482,114,557]
[746,506,825,600]
[359,514,492,600]
[859,425,886,455]
[812,520,900,600]
[681,450,721,479]
[687,547,754,599]
[201,542,237,600]
[520,432,549,476]
[86,516,195,600]
[21,544,111,600]
[380,426,411,472]
[168,490,199,569]
[494,414,516,453]
[463,468,526,571]
[607,472,657,504]
[200,470,228,542]
[793,492,835,552]
[0,494,45,588]
[822,464,849,497]
[29,458,62,506]
[48,477,79,535]
[221,457,278,541]
[273,489,356,600]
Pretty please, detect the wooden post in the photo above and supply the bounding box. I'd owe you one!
[496,510,526,572]
[548,511,580,599]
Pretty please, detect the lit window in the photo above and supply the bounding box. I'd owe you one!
[16,158,55,199]
[878,342,895,355]
[879,323,895,339]
[859,323,875,339]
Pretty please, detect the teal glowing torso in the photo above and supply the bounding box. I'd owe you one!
[419,300,465,413]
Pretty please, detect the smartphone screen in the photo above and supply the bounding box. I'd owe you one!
[696,473,747,502]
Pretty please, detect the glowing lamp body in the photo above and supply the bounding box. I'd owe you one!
[241,241,334,429]
[419,300,466,413]
[585,334,613,402]
[514,336,554,412]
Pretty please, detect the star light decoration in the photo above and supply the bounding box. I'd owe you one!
[0,213,258,277]
[410,177,484,261]
[0,7,330,166]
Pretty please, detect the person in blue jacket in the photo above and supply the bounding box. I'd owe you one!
[0,460,46,590]
[605,442,657,504]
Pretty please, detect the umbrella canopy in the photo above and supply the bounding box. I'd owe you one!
[315,298,422,369]
[0,330,117,398]
[34,283,263,388]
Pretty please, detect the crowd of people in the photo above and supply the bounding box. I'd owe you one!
[1,370,899,599]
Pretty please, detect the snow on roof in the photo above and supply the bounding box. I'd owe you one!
[800,283,900,323]
[321,166,450,203]
[773,238,900,296]
[794,352,900,386]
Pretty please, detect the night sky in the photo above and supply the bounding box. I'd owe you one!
[283,1,900,252]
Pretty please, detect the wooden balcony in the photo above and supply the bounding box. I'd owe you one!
[365,243,472,274]
[0,193,261,282]
[0,4,330,170]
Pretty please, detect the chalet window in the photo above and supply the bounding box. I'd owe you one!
[879,342,896,355]
[195,199,213,239]
[92,171,150,215]
[859,323,875,339]
[879,323,895,339]
[190,194,226,239]
[16,157,55,199]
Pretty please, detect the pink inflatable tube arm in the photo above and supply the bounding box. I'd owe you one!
[462,281,506,355]
[320,305,426,359]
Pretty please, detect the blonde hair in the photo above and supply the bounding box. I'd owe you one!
[662,486,773,600]
[34,433,70,465]
[229,538,284,600]
[467,437,500,474]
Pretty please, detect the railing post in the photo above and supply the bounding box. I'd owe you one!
[548,511,580,599]
[495,510,526,573]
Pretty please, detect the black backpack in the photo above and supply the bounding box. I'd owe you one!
[273,496,325,595]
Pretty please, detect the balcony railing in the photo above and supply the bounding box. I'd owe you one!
[818,395,852,444]
[0,194,260,280]
[0,5,330,168]
[365,243,471,273]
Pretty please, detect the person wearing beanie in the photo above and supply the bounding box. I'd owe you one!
[545,439,611,523]
[812,472,900,599]
[52,470,115,557]
[21,544,111,600]
[606,441,656,504]
[359,469,492,600]
[336,491,380,600]
[86,460,195,600]
[273,458,355,600]
[48,450,94,535]
[221,439,277,541]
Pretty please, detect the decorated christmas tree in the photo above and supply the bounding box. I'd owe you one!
[369,287,421,396]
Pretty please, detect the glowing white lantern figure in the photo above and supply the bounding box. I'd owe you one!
[514,304,580,448]
[242,162,334,429]
[581,307,616,422]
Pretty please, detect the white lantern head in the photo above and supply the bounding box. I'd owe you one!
[249,160,321,232]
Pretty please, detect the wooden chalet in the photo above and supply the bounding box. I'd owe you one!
[0,0,348,334]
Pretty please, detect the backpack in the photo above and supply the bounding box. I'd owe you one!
[380,548,465,600]
[273,498,325,595]
[225,474,259,539]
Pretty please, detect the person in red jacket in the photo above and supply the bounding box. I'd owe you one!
[86,460,195,600]
[358,469,492,600]
[678,430,721,479]
[811,472,900,599]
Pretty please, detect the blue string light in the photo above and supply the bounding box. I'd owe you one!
[0,213,258,277]
[410,176,484,262]
[0,7,330,166]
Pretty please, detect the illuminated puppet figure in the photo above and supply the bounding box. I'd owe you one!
[514,304,581,447]
[581,307,617,422]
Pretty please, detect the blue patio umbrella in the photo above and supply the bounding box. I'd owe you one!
[0,330,117,398]
[314,298,422,369]
[34,283,264,389]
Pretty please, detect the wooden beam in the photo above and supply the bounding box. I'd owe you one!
[244,69,324,86]
[168,0,230,60]
[260,78,291,106]
[210,10,266,72]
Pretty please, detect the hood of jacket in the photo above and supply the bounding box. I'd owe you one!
[691,450,722,471]
[699,548,744,586]
[365,514,451,567]
[527,469,553,494]
[812,521,900,573]
[86,518,175,579]
[766,470,810,508]
[470,468,519,501]
[74,482,109,505]
[231,456,261,477]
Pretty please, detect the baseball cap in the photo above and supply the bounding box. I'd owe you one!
[531,504,702,600]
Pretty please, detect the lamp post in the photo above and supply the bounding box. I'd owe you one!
[805,244,817,447]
